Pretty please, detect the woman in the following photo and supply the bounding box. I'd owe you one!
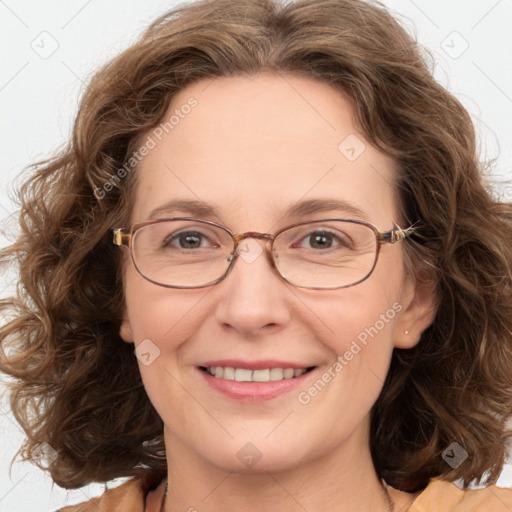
[1,0,512,510]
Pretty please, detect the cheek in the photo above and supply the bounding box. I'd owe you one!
[316,282,402,352]
[124,264,201,337]
[122,272,211,422]
[311,274,404,391]
[291,295,400,449]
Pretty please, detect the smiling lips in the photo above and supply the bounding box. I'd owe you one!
[198,361,316,401]
[198,360,316,385]
[203,366,312,382]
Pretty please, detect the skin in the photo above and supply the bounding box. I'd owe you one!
[120,72,437,511]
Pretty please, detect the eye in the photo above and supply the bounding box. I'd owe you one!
[164,230,217,250]
[295,229,349,250]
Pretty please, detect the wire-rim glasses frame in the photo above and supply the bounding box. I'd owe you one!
[112,217,416,290]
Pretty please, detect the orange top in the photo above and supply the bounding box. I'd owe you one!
[56,473,512,512]
[409,478,512,511]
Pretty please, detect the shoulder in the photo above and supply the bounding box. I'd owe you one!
[55,471,166,512]
[409,478,512,512]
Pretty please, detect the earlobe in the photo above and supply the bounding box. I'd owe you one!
[119,310,134,343]
[394,273,438,349]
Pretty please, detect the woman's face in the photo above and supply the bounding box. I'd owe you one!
[120,73,435,474]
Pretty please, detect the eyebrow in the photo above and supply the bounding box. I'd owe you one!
[148,198,368,222]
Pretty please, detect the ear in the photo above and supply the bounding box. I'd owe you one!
[119,307,135,344]
[394,272,438,349]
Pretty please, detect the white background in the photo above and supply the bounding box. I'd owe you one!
[1,1,511,511]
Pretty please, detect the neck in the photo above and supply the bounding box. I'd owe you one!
[162,427,396,512]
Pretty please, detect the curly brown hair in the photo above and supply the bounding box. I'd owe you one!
[1,0,512,493]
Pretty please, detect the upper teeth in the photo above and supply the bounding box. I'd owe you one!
[207,367,307,382]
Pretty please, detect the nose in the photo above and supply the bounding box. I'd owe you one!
[213,237,292,337]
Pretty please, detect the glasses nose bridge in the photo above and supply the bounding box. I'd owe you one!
[232,231,274,246]
[230,231,276,273]
[231,231,275,258]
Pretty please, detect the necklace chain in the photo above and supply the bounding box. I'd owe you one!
[159,479,167,512]
[383,479,395,512]
[159,477,394,512]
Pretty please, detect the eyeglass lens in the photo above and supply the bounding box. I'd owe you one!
[131,219,378,289]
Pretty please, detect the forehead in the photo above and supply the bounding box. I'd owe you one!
[131,73,399,230]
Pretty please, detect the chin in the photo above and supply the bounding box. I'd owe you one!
[192,435,312,475]
[212,451,306,475]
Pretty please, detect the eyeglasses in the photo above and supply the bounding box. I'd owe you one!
[112,217,415,290]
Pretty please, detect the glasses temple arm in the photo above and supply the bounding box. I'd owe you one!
[380,225,417,244]
[112,229,131,247]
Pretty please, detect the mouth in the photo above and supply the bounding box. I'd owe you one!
[196,362,317,402]
[198,365,316,382]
